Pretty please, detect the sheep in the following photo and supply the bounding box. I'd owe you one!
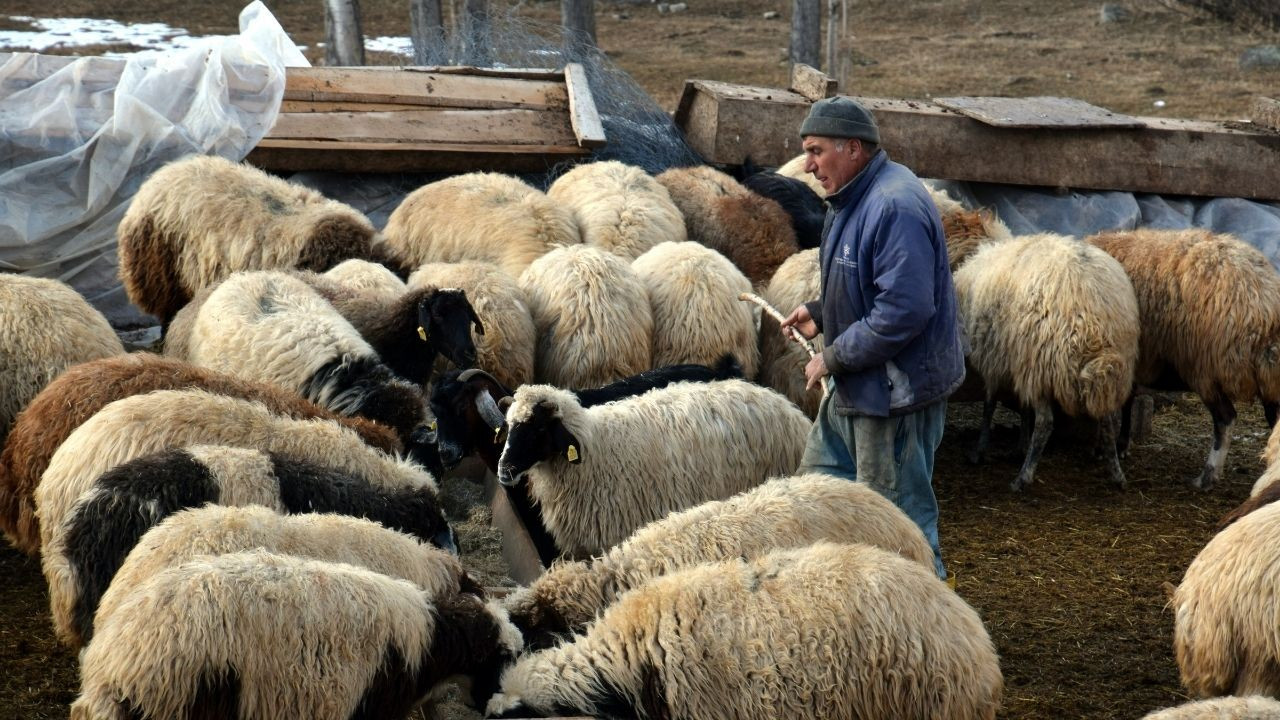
[496,378,810,557]
[0,274,124,443]
[382,172,580,280]
[323,257,407,298]
[485,542,1003,720]
[504,473,935,650]
[117,154,398,322]
[1217,463,1280,529]
[184,271,446,435]
[1268,422,1280,468]
[548,160,687,260]
[631,241,759,378]
[1172,501,1280,698]
[954,232,1139,491]
[1142,696,1280,719]
[72,550,523,720]
[519,244,654,389]
[1088,228,1280,490]
[0,353,399,556]
[758,247,824,417]
[35,388,444,646]
[53,446,459,647]
[776,152,826,195]
[408,261,536,390]
[656,164,800,286]
[741,161,826,249]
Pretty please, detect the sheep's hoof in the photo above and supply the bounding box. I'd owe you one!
[967,448,985,465]
[1109,469,1128,491]
[1009,473,1032,492]
[1190,467,1217,491]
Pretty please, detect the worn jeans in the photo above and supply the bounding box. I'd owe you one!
[797,382,948,579]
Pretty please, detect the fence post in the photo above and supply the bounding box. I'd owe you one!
[460,0,491,65]
[790,0,821,72]
[324,0,365,66]
[562,0,597,47]
[409,0,445,65]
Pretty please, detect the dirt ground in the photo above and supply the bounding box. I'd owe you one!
[3,0,1280,718]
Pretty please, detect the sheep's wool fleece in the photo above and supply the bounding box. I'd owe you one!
[0,275,123,442]
[1088,228,1280,402]
[489,542,1002,720]
[1142,695,1280,720]
[1173,501,1280,698]
[187,271,376,393]
[95,504,464,630]
[953,233,1138,419]
[631,241,760,378]
[382,172,580,279]
[505,380,808,556]
[547,160,686,260]
[323,258,406,299]
[519,245,653,389]
[1266,423,1280,473]
[759,247,824,417]
[506,474,934,635]
[408,261,535,389]
[776,153,826,196]
[73,551,437,720]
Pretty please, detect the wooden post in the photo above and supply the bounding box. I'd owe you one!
[409,0,444,65]
[790,0,821,72]
[324,0,365,66]
[460,0,491,65]
[561,0,597,47]
[825,0,839,78]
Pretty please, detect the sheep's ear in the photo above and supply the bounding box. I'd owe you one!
[465,296,485,336]
[551,421,582,464]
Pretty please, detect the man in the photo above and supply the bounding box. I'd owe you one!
[780,96,965,581]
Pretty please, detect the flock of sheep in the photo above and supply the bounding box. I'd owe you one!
[0,148,1278,719]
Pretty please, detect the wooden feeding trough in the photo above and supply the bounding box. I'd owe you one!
[246,63,606,174]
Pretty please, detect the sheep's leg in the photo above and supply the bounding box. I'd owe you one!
[1018,404,1035,454]
[1011,402,1053,492]
[1117,394,1134,458]
[968,396,996,465]
[1264,399,1278,429]
[1098,412,1127,489]
[1193,394,1236,491]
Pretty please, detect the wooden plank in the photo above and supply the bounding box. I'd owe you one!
[790,62,837,102]
[1251,96,1280,133]
[404,65,567,80]
[483,472,547,586]
[563,62,607,148]
[674,79,1280,201]
[279,100,438,113]
[932,96,1145,129]
[283,66,569,110]
[246,139,587,173]
[265,108,578,146]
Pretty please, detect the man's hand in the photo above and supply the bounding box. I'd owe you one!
[804,352,828,391]
[781,304,819,341]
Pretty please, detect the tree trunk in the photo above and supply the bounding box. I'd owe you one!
[410,0,445,65]
[460,0,491,65]
[562,0,597,47]
[790,0,821,71]
[324,0,365,66]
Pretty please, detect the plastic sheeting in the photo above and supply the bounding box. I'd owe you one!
[0,1,307,326]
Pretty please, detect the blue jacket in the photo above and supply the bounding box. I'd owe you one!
[805,150,965,417]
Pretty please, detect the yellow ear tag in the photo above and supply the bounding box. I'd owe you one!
[566,445,579,462]
[417,326,428,341]
[493,426,502,443]
[428,421,437,431]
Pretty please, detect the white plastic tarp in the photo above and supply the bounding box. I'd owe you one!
[0,1,307,326]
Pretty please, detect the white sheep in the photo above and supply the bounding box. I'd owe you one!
[117,154,393,322]
[0,274,123,443]
[381,172,579,279]
[519,244,654,389]
[486,542,1003,720]
[496,379,810,557]
[758,247,824,416]
[322,257,407,298]
[547,160,686,260]
[504,473,935,649]
[73,550,522,720]
[954,232,1139,490]
[631,241,759,378]
[1142,696,1280,719]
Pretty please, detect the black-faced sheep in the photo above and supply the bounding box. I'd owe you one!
[954,233,1139,490]
[84,503,470,647]
[631,241,759,378]
[0,353,399,556]
[0,274,124,443]
[485,542,1002,720]
[741,158,826,249]
[408,261,536,391]
[759,247,824,417]
[656,164,800,286]
[35,388,443,646]
[1173,501,1280,698]
[72,550,522,720]
[382,172,580,280]
[1088,228,1280,489]
[496,379,809,557]
[519,244,654,389]
[1141,696,1280,719]
[547,160,687,260]
[54,445,457,647]
[117,154,397,322]
[504,473,935,650]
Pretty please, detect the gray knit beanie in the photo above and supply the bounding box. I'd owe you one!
[799,96,880,144]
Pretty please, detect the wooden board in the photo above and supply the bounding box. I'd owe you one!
[483,471,547,586]
[246,139,586,173]
[283,66,569,111]
[931,95,1145,129]
[674,79,1280,200]
[563,62,607,148]
[265,107,579,146]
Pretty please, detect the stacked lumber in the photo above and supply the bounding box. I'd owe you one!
[247,64,607,174]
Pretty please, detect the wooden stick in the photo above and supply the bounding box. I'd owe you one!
[739,292,818,358]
